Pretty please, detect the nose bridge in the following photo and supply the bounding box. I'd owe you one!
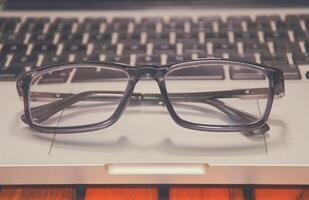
[136,66,160,80]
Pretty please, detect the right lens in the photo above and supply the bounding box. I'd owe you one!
[28,64,129,127]
[165,61,270,126]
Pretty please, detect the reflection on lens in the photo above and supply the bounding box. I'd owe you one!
[29,65,129,127]
[165,62,270,126]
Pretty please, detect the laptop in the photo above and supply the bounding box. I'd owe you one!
[0,0,309,184]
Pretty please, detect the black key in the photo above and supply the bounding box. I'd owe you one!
[89,33,112,43]
[79,17,106,33]
[167,53,192,64]
[105,55,130,64]
[123,43,146,54]
[227,16,251,24]
[230,66,265,80]
[19,17,49,33]
[206,31,228,40]
[109,17,134,31]
[264,30,289,41]
[262,52,290,64]
[168,64,225,80]
[32,43,57,54]
[285,15,300,26]
[271,64,301,80]
[50,18,78,33]
[72,67,127,82]
[42,55,68,66]
[213,42,237,54]
[75,55,100,62]
[168,17,192,30]
[292,52,309,64]
[272,41,302,54]
[0,32,26,43]
[118,39,140,46]
[63,43,87,54]
[59,33,83,44]
[1,42,27,54]
[176,35,199,45]
[0,66,23,80]
[183,42,206,54]
[153,43,176,54]
[147,32,169,40]
[30,33,54,44]
[0,17,21,33]
[136,54,161,66]
[243,41,268,53]
[293,30,308,41]
[140,17,162,31]
[38,68,72,84]
[234,31,258,42]
[198,16,221,24]
[10,54,38,69]
[92,43,117,55]
[306,71,309,79]
[229,53,256,63]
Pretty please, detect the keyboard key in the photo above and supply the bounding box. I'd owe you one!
[169,64,225,80]
[105,55,130,64]
[1,42,27,54]
[230,66,265,80]
[0,32,26,43]
[72,67,127,82]
[50,18,78,33]
[92,43,117,55]
[123,43,146,54]
[0,17,21,33]
[153,43,176,54]
[89,33,112,43]
[32,43,57,54]
[11,54,38,69]
[38,68,72,84]
[63,43,87,54]
[59,33,83,44]
[306,71,309,79]
[292,52,309,64]
[167,53,192,64]
[79,17,106,33]
[229,53,256,63]
[183,42,206,54]
[42,55,68,66]
[19,17,49,33]
[136,54,160,66]
[0,67,23,80]
[75,55,100,62]
[243,41,268,53]
[30,33,55,44]
[271,64,301,80]
[213,42,237,54]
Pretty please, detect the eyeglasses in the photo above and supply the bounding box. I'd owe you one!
[17,58,285,134]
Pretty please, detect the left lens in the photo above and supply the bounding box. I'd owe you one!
[164,60,270,126]
[29,64,129,128]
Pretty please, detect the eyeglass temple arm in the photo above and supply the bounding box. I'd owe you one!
[20,88,270,133]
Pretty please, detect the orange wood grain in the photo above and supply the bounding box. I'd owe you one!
[0,186,73,200]
[254,186,309,200]
[170,186,244,200]
[85,187,158,200]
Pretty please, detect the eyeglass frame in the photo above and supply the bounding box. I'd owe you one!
[17,58,285,134]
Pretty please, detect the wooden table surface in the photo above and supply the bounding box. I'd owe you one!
[0,185,308,200]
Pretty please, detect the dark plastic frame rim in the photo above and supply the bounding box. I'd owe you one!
[17,58,284,134]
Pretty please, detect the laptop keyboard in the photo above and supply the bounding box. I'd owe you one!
[0,14,308,81]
